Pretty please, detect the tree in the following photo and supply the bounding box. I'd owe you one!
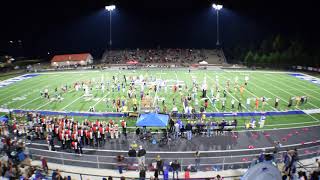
[260,39,272,54]
[244,51,254,66]
[272,35,286,52]
[253,53,260,66]
[269,52,281,67]
[259,54,268,65]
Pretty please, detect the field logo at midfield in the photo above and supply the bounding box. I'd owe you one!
[289,73,320,86]
[0,74,40,88]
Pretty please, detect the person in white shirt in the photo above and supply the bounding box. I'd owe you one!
[231,99,235,110]
[246,98,251,110]
[275,97,280,109]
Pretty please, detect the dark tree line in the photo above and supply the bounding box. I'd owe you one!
[226,35,319,68]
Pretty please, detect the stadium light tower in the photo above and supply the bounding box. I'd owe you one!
[105,5,116,48]
[212,3,223,46]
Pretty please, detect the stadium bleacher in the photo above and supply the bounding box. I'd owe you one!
[101,48,226,64]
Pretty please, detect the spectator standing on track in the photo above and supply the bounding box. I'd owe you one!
[169,119,174,133]
[116,155,125,174]
[194,151,200,171]
[78,137,83,156]
[163,165,169,180]
[41,156,48,174]
[137,145,146,166]
[174,121,180,139]
[139,166,146,180]
[185,122,192,140]
[155,155,163,175]
[128,147,137,165]
[171,160,181,180]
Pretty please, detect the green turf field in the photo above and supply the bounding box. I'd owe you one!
[0,69,320,129]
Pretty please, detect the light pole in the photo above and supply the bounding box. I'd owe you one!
[212,4,223,46]
[105,5,116,48]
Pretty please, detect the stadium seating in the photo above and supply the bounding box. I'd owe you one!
[101,48,226,64]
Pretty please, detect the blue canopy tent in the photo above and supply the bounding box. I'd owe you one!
[0,116,9,123]
[136,113,169,127]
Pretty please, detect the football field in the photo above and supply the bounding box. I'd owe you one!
[0,69,320,129]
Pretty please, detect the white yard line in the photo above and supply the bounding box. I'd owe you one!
[91,92,110,110]
[206,95,220,112]
[247,75,320,122]
[266,75,320,101]
[0,75,59,100]
[206,73,249,111]
[275,74,320,96]
[18,97,42,109]
[0,76,47,95]
[259,75,320,109]
[35,100,53,110]
[60,95,84,111]
[221,71,277,111]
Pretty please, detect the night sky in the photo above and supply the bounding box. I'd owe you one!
[0,0,319,58]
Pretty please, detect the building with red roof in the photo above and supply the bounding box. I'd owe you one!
[51,53,93,67]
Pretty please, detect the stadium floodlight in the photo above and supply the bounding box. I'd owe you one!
[105,5,116,48]
[212,4,223,10]
[212,4,223,46]
[105,5,116,11]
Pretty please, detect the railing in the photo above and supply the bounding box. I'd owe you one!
[29,144,320,173]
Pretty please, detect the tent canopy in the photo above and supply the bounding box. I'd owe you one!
[0,116,9,123]
[199,60,208,65]
[242,162,281,180]
[136,113,169,127]
[126,60,139,65]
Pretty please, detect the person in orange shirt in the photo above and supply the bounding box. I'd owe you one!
[255,98,259,110]
[240,85,244,96]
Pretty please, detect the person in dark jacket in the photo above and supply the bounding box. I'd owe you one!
[139,167,146,180]
[116,155,125,174]
[171,160,181,180]
[137,145,146,166]
[128,147,137,165]
[185,122,192,140]
[156,155,164,175]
